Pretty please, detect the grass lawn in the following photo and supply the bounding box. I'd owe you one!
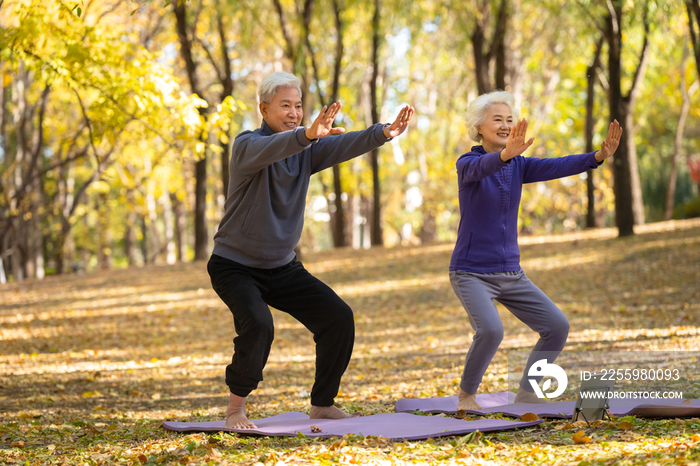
[2,219,700,465]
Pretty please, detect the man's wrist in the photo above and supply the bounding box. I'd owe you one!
[382,123,391,139]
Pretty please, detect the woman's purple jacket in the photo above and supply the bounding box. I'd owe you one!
[449,145,601,273]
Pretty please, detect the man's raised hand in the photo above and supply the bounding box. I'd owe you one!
[383,105,415,139]
[501,119,534,161]
[595,120,623,162]
[305,101,345,140]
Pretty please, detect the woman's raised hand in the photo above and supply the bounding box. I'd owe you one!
[305,101,346,140]
[501,119,534,161]
[595,120,623,162]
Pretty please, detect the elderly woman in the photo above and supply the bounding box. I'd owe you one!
[450,90,621,410]
[208,72,414,428]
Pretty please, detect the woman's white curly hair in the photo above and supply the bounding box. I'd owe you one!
[465,90,519,143]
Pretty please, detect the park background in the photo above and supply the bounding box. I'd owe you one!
[2,1,700,465]
[2,0,700,279]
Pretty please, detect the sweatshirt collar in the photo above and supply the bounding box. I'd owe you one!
[471,145,486,154]
[260,120,275,136]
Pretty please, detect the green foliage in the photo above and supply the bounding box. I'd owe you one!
[674,197,700,219]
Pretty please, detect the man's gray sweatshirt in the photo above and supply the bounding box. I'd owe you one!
[212,120,391,268]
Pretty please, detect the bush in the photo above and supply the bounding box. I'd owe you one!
[673,197,700,219]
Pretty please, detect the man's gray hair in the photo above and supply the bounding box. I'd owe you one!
[465,90,520,143]
[259,72,303,103]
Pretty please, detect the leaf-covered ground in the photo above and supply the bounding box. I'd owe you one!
[2,219,700,465]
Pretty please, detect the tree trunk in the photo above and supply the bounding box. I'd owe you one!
[271,0,315,115]
[97,193,112,270]
[171,192,186,262]
[687,0,700,80]
[31,176,45,279]
[161,191,176,264]
[331,165,346,247]
[471,21,492,95]
[146,187,161,263]
[10,62,28,281]
[493,0,508,90]
[627,123,645,225]
[140,216,149,264]
[174,0,208,260]
[604,1,649,236]
[0,257,6,284]
[585,37,604,229]
[369,0,383,246]
[213,8,234,198]
[54,218,72,276]
[665,44,696,220]
[329,0,347,247]
[607,47,634,235]
[471,0,509,94]
[125,190,137,266]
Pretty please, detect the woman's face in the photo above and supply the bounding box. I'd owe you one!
[477,103,514,152]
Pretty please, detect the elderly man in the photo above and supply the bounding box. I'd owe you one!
[208,71,414,428]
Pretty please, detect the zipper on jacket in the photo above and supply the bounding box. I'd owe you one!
[501,166,508,270]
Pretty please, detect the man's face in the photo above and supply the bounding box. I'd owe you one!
[259,86,303,133]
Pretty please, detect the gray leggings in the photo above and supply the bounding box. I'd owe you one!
[449,269,570,394]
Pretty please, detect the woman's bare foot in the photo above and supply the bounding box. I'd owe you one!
[309,405,361,420]
[513,389,547,404]
[458,388,482,410]
[225,393,257,429]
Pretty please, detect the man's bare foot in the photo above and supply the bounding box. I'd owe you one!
[513,389,547,404]
[309,405,361,420]
[458,388,482,410]
[225,393,257,429]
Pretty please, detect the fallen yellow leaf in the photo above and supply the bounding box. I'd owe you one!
[573,430,592,444]
[555,422,573,431]
[618,421,634,431]
[521,413,540,422]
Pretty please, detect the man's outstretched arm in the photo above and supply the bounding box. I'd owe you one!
[310,105,414,174]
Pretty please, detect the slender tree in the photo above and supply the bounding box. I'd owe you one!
[369,0,383,245]
[603,0,650,236]
[306,0,348,247]
[585,36,604,228]
[665,42,699,220]
[173,0,209,260]
[195,1,235,197]
[470,0,509,94]
[688,0,700,80]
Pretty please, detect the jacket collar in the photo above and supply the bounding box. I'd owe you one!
[260,120,275,136]
[470,145,486,154]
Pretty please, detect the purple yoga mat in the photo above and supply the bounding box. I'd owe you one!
[608,397,700,418]
[394,392,700,419]
[162,411,542,440]
[395,392,572,419]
